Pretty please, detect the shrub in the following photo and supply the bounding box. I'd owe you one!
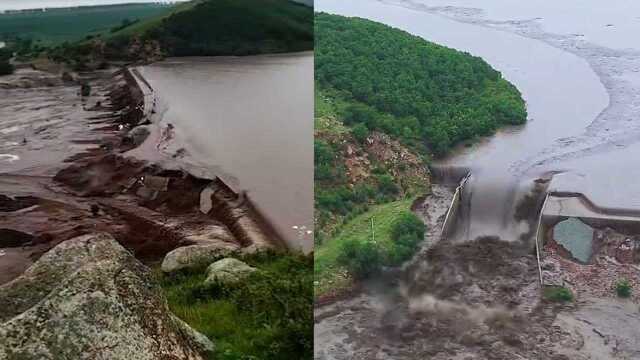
[376,174,399,196]
[351,123,369,143]
[342,103,379,127]
[314,140,346,182]
[615,279,632,298]
[388,211,425,264]
[338,238,382,279]
[352,183,375,204]
[0,61,14,76]
[543,286,573,303]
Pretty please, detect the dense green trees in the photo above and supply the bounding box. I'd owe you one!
[45,0,313,66]
[388,212,425,264]
[142,0,313,56]
[315,13,527,155]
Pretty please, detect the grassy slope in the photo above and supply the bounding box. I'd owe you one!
[108,1,199,38]
[0,4,172,45]
[314,88,429,236]
[158,251,312,360]
[315,198,415,297]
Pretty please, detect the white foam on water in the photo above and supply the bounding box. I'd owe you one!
[0,154,20,162]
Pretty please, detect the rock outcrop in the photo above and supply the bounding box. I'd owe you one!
[162,242,240,273]
[0,233,213,360]
[205,258,257,285]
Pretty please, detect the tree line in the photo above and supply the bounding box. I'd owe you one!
[315,13,527,155]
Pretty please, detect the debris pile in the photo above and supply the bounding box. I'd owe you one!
[542,226,640,300]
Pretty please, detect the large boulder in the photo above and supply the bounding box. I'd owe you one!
[204,258,257,285]
[0,233,213,360]
[161,242,240,273]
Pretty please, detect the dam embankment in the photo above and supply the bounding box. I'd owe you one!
[130,53,314,252]
[0,65,285,284]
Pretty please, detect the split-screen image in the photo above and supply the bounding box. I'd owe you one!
[1,0,638,359]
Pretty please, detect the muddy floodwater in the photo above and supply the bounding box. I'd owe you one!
[318,0,640,242]
[134,53,314,251]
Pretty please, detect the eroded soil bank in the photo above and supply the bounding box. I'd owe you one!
[0,66,281,285]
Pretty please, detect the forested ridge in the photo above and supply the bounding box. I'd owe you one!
[133,0,313,56]
[315,13,527,155]
[35,0,313,69]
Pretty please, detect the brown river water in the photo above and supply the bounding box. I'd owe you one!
[133,52,314,252]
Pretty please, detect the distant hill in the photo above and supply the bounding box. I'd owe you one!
[109,0,313,57]
[45,0,313,66]
[0,3,173,46]
[291,0,313,6]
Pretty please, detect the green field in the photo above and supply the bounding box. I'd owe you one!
[0,3,173,46]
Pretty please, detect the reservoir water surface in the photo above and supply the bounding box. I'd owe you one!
[137,52,314,251]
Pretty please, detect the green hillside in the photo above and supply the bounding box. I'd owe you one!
[44,0,313,66]
[115,0,314,56]
[315,13,526,155]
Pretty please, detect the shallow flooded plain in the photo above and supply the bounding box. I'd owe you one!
[136,53,314,251]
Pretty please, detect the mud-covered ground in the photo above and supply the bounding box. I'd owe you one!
[0,69,116,176]
[0,68,279,285]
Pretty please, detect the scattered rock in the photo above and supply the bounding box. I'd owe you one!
[125,125,151,147]
[183,223,236,245]
[199,185,216,214]
[80,83,91,97]
[142,175,169,192]
[241,242,275,255]
[61,71,75,83]
[171,314,216,354]
[0,233,211,359]
[162,242,240,273]
[205,258,257,285]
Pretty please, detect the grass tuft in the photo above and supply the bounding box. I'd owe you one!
[543,286,574,303]
[615,279,632,298]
